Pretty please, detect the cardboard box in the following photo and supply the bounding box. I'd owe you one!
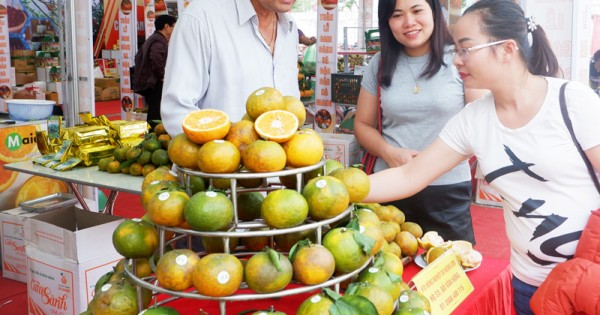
[320,133,362,167]
[94,77,120,89]
[25,206,123,315]
[0,208,39,282]
[47,82,64,104]
[474,166,502,207]
[15,72,37,86]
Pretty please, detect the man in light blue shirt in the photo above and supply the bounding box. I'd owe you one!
[161,0,301,136]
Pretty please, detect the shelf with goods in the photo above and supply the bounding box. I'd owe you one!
[123,160,377,314]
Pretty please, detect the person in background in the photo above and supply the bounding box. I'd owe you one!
[298,28,316,46]
[354,0,483,244]
[160,0,301,136]
[590,49,600,94]
[363,1,600,314]
[133,14,176,128]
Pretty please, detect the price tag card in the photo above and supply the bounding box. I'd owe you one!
[410,251,473,315]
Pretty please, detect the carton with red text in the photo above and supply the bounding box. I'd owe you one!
[0,208,39,282]
[25,206,123,315]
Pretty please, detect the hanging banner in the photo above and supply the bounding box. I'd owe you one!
[314,0,338,133]
[143,0,155,39]
[0,0,12,113]
[155,0,167,15]
[119,0,135,119]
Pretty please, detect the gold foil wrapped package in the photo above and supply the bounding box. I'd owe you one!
[79,112,93,124]
[53,157,83,171]
[112,120,149,139]
[76,143,117,166]
[47,116,62,140]
[66,125,111,146]
[35,131,52,155]
[53,139,73,163]
[33,153,56,165]
[118,137,144,148]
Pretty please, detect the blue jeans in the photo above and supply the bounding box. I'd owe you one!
[512,276,538,315]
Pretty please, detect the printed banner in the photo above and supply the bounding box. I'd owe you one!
[143,0,156,39]
[119,0,135,119]
[0,0,11,113]
[314,0,338,133]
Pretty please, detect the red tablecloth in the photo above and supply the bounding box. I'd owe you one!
[158,257,515,314]
[402,257,515,315]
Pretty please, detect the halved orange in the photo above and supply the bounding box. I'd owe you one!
[254,110,299,143]
[0,161,18,192]
[182,109,231,144]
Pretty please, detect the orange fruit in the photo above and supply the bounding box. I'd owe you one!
[128,163,143,176]
[140,180,181,209]
[254,110,299,143]
[0,125,39,163]
[184,191,233,231]
[274,229,316,252]
[14,176,69,207]
[167,133,201,169]
[357,266,403,300]
[192,253,243,297]
[395,231,419,257]
[291,243,335,285]
[359,222,385,255]
[352,282,395,315]
[237,192,264,221]
[158,134,171,149]
[89,281,139,315]
[283,95,307,126]
[225,120,260,153]
[241,140,286,173]
[182,109,231,144]
[401,222,424,239]
[242,228,270,252]
[245,248,293,293]
[282,130,324,167]
[380,251,404,277]
[151,149,170,166]
[143,139,162,153]
[112,218,159,258]
[397,289,432,313]
[156,249,201,291]
[153,123,167,136]
[261,189,308,229]
[354,208,382,227]
[297,293,334,315]
[245,86,285,120]
[322,227,370,274]
[0,161,19,193]
[196,140,240,173]
[330,167,370,203]
[302,176,350,221]
[141,167,177,190]
[146,189,190,227]
[142,164,157,176]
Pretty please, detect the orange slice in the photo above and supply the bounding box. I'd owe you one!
[254,110,299,143]
[0,160,18,192]
[182,109,231,144]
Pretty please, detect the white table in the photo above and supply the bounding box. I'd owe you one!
[4,160,143,215]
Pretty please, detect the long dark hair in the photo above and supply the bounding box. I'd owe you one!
[463,0,560,77]
[377,0,453,87]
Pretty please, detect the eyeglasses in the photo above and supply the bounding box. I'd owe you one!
[449,40,508,61]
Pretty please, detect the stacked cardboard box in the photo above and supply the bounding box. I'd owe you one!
[25,206,123,315]
[95,77,120,101]
[11,50,37,86]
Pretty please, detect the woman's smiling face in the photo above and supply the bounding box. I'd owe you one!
[388,0,434,56]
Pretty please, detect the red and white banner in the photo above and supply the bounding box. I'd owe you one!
[0,0,12,113]
[143,0,155,39]
[119,0,135,119]
[314,0,338,133]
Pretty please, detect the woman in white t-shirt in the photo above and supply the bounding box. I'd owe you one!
[364,1,600,314]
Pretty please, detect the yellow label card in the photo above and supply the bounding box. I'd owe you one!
[410,251,474,315]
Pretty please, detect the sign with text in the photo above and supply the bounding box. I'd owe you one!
[314,0,338,133]
[410,251,473,315]
[119,3,135,119]
[0,0,11,113]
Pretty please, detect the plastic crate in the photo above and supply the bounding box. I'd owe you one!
[331,73,362,105]
[365,29,380,53]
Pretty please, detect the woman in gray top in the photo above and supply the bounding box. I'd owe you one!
[355,0,482,243]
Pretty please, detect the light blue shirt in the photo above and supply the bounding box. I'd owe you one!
[161,0,301,136]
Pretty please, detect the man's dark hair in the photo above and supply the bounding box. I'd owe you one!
[155,15,176,30]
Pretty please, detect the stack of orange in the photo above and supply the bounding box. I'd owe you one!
[172,86,324,175]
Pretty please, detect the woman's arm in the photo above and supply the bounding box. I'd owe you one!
[364,138,469,203]
[586,144,600,175]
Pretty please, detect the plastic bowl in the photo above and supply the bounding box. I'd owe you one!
[7,99,56,121]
